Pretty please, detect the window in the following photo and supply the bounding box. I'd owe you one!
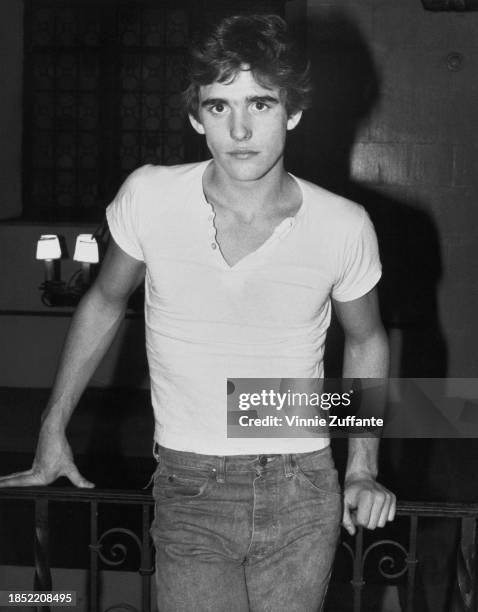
[24,0,194,221]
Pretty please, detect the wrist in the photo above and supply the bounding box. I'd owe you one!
[344,469,377,485]
[41,411,68,434]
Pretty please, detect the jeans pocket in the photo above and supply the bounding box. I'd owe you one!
[294,465,342,497]
[152,464,213,502]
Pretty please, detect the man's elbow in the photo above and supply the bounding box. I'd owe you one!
[345,328,390,376]
[346,324,389,352]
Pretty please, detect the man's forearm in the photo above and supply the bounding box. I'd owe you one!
[343,329,389,480]
[42,286,128,431]
[0,240,144,489]
[345,437,379,481]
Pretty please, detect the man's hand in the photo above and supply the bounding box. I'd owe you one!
[342,475,396,536]
[0,425,94,489]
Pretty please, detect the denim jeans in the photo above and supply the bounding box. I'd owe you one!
[150,444,341,612]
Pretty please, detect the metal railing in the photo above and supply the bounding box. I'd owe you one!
[338,500,478,612]
[0,488,477,612]
[0,488,154,612]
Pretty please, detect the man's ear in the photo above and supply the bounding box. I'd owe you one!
[287,110,303,131]
[189,113,205,135]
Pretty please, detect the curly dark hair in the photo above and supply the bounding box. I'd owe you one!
[184,14,312,120]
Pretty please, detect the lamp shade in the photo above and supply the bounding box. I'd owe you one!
[36,235,62,260]
[73,234,99,264]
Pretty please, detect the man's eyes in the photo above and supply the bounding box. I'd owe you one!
[252,101,270,111]
[209,103,227,114]
[207,101,272,115]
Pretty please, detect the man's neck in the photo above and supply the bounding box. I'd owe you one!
[203,159,294,222]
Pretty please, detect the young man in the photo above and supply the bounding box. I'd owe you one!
[0,15,395,611]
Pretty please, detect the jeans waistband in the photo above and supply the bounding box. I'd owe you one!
[153,443,334,481]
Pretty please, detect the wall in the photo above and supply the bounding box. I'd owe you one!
[304,0,478,377]
[0,223,147,388]
[0,0,22,219]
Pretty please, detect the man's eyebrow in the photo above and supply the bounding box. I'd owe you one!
[200,97,227,108]
[247,95,280,104]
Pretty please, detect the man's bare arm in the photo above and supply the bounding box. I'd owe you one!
[333,288,396,535]
[0,239,145,488]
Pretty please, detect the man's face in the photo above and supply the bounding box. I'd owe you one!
[189,69,302,182]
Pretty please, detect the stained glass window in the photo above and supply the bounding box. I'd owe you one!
[24,1,191,221]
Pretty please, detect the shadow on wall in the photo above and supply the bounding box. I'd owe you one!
[290,11,448,380]
[290,11,474,612]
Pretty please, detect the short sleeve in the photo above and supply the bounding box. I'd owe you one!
[106,169,146,262]
[332,208,381,302]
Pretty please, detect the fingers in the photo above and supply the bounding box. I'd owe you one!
[374,489,396,528]
[0,465,95,489]
[342,481,397,535]
[385,491,397,523]
[342,502,356,536]
[355,488,396,530]
[0,469,43,488]
[354,490,375,529]
[64,464,95,489]
[376,498,390,528]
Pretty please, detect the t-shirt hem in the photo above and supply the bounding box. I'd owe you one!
[154,431,330,456]
[332,267,382,303]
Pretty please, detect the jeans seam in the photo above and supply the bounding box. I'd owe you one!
[244,472,261,561]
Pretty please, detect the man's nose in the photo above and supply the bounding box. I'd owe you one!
[229,110,252,141]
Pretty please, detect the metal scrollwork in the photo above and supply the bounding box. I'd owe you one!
[97,528,142,568]
[362,539,408,580]
[340,538,409,580]
[341,540,355,563]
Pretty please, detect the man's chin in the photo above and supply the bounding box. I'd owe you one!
[217,158,279,183]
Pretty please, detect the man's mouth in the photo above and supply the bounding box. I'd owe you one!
[227,150,259,159]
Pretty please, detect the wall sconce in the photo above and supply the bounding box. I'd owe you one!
[36,226,143,311]
[37,233,99,307]
[73,234,99,286]
[36,234,62,283]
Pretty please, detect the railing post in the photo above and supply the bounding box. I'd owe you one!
[88,500,99,612]
[406,514,419,612]
[351,527,364,612]
[140,503,154,612]
[452,516,477,611]
[34,497,52,612]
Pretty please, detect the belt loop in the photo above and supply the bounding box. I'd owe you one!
[216,456,226,483]
[283,454,294,477]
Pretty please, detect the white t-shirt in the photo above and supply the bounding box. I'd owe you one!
[106,160,382,455]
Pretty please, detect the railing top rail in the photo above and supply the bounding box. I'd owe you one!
[397,500,478,518]
[1,487,478,517]
[0,486,154,505]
